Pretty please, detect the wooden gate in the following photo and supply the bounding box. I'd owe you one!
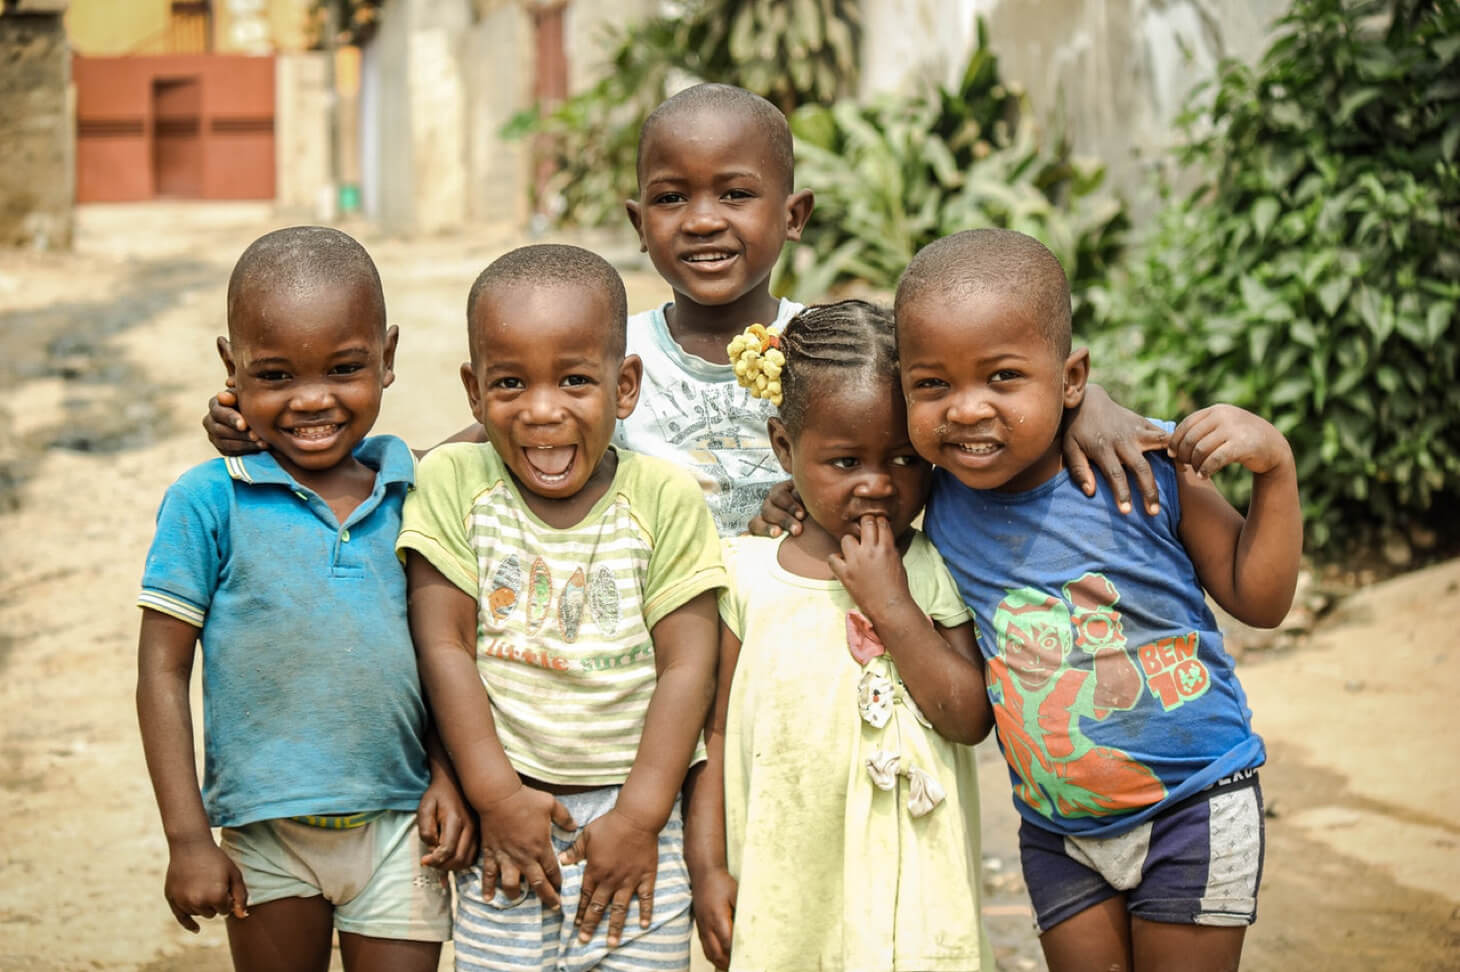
[74,54,275,202]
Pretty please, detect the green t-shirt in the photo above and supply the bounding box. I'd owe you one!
[398,443,725,785]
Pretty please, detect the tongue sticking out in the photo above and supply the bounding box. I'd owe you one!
[526,446,575,477]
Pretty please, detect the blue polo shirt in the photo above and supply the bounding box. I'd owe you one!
[139,435,431,828]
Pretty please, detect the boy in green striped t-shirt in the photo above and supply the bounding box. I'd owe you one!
[397,244,725,971]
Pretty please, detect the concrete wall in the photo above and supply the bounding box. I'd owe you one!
[274,51,332,217]
[861,0,1286,204]
[0,7,74,249]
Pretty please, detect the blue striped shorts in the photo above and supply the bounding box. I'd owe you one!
[453,786,691,971]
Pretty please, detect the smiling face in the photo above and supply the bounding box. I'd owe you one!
[221,279,395,487]
[899,288,1088,493]
[462,281,641,517]
[627,109,811,320]
[771,375,931,550]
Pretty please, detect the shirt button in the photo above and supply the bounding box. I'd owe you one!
[341,529,351,542]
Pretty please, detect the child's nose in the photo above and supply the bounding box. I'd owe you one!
[855,469,895,496]
[521,386,564,423]
[683,198,728,235]
[946,389,994,425]
[289,381,335,411]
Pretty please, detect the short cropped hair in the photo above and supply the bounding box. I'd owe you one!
[895,229,1072,358]
[637,83,795,194]
[227,226,385,337]
[466,244,629,362]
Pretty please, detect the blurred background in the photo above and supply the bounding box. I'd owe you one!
[0,0,1456,969]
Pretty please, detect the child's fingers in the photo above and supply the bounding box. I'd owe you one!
[558,830,587,868]
[227,868,249,919]
[549,798,577,833]
[1061,437,1100,498]
[528,854,562,909]
[603,885,635,947]
[576,884,609,940]
[168,899,201,933]
[636,876,655,929]
[486,856,511,900]
[416,800,441,848]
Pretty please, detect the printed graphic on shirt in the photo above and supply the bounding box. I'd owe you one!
[637,380,781,535]
[984,571,1214,820]
[479,555,625,649]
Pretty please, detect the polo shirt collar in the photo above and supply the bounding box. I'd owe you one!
[223,435,416,489]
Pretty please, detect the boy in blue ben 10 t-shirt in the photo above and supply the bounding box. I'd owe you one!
[898,229,1302,972]
[136,226,473,971]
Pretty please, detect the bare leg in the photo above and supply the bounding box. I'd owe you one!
[338,931,442,972]
[1131,917,1246,972]
[1040,895,1134,972]
[226,894,334,972]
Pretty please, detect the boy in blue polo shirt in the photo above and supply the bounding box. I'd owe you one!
[136,226,473,971]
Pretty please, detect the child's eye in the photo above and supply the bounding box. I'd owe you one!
[255,370,290,382]
[492,377,524,390]
[653,192,685,205]
[830,457,859,470]
[562,374,594,388]
[723,188,755,201]
[912,377,947,391]
[330,363,365,376]
[991,369,1023,382]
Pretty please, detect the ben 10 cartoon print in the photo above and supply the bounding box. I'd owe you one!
[983,572,1211,821]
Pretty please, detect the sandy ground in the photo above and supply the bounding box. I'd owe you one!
[0,204,1456,971]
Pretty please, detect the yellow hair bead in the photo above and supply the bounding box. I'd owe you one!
[727,322,785,407]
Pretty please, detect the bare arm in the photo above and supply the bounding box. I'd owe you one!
[1171,405,1302,628]
[683,622,741,970]
[136,609,248,931]
[404,551,575,906]
[831,515,992,745]
[564,589,720,946]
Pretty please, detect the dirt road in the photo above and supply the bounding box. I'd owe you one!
[1,204,1455,970]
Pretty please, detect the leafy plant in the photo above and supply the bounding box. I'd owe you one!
[511,0,861,225]
[1091,0,1460,554]
[776,20,1128,336]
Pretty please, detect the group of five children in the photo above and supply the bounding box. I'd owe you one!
[138,82,1301,972]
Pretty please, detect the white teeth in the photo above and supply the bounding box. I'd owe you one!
[958,442,998,455]
[289,424,340,440]
[685,252,733,262]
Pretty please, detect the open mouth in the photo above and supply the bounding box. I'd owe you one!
[523,445,576,485]
[951,440,1001,457]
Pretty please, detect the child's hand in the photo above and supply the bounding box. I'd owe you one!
[478,785,576,908]
[1064,384,1170,515]
[417,775,478,871]
[691,866,737,970]
[1169,404,1293,478]
[164,835,248,932]
[558,807,660,947]
[828,515,914,621]
[747,479,804,537]
[203,386,263,456]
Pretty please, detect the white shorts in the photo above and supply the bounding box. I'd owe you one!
[220,809,452,942]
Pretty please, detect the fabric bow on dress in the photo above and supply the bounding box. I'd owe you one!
[846,611,946,818]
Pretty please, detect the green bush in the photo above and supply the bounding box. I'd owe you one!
[776,20,1128,336]
[1091,0,1460,554]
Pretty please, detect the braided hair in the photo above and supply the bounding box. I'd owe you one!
[729,300,897,434]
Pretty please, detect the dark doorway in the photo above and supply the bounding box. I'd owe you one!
[151,77,202,197]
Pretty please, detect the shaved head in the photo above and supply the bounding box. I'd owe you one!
[466,244,628,363]
[637,83,795,193]
[227,226,385,339]
[896,229,1072,358]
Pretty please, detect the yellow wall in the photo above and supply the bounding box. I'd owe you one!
[65,0,314,56]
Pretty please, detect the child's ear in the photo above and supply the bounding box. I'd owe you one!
[459,362,484,424]
[768,416,795,474]
[1063,347,1091,409]
[381,325,400,389]
[624,199,648,253]
[216,336,236,377]
[615,354,644,419]
[783,189,814,242]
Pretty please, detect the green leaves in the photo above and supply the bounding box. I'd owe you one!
[777,23,1127,334]
[1094,0,1460,557]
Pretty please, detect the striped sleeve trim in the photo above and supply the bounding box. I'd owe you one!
[138,589,205,627]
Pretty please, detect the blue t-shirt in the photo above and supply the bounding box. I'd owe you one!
[138,435,431,828]
[924,443,1265,839]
